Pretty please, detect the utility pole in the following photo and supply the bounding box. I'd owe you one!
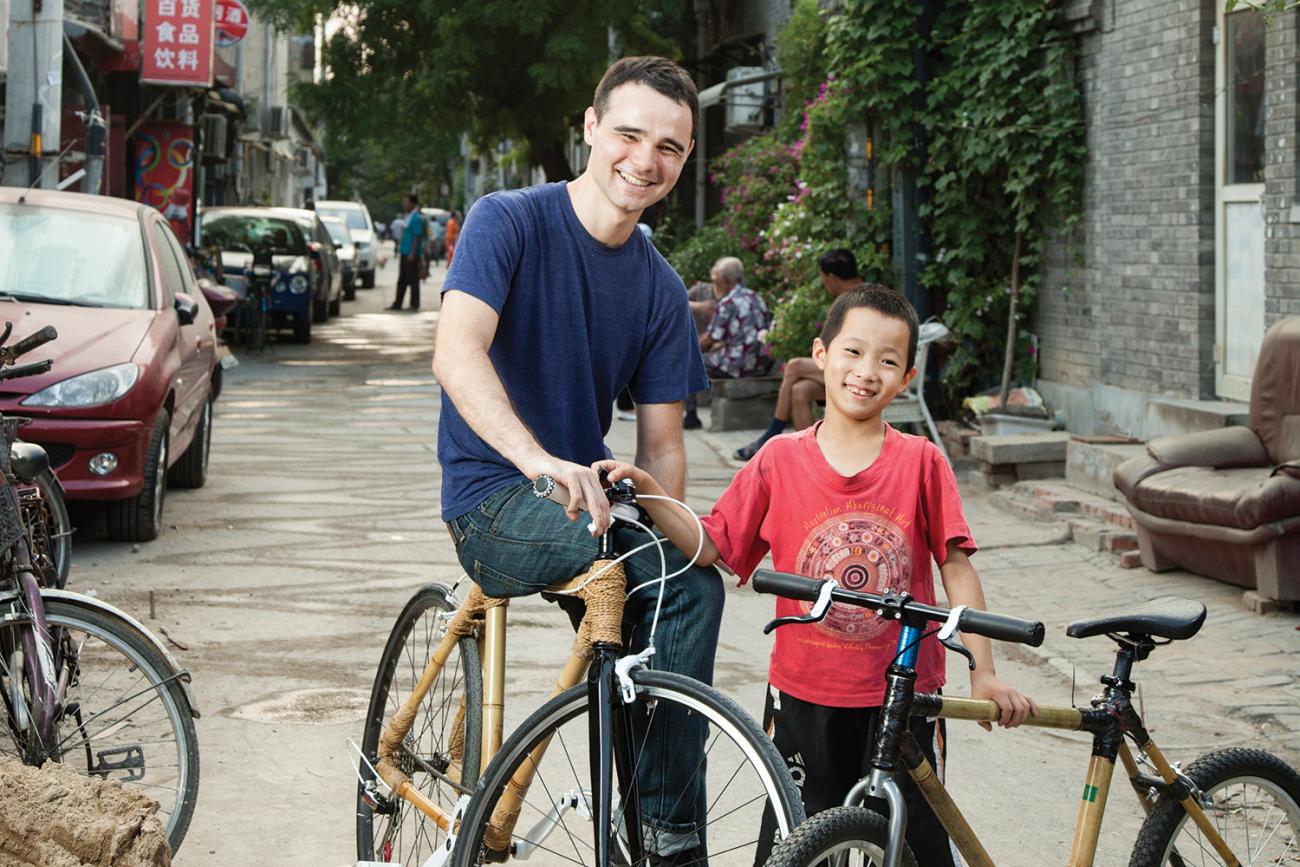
[3,0,64,188]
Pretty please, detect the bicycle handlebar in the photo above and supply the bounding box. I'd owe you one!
[752,568,1045,647]
[5,326,57,362]
[0,359,53,382]
[533,473,648,528]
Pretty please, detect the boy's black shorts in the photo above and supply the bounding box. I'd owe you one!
[756,685,962,866]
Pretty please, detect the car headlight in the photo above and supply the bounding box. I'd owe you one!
[290,274,310,293]
[22,363,140,408]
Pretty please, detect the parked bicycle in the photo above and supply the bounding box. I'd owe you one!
[755,570,1300,867]
[356,472,805,866]
[0,321,201,851]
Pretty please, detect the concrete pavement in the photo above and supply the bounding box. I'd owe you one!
[61,246,1298,865]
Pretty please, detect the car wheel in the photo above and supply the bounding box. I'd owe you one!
[343,282,356,302]
[328,293,341,317]
[107,411,169,543]
[361,270,375,289]
[293,317,312,344]
[312,293,329,323]
[168,399,211,489]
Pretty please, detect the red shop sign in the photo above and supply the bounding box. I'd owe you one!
[141,0,214,87]
[214,0,249,48]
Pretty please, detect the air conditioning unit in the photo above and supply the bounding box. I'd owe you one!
[201,114,228,160]
[242,96,262,133]
[265,105,288,139]
[725,66,767,132]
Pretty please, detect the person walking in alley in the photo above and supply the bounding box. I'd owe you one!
[733,247,870,459]
[390,194,426,310]
[443,210,460,267]
[432,56,719,862]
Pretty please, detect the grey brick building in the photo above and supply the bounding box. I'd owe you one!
[1036,1,1298,437]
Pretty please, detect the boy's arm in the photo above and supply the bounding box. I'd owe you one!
[596,460,721,567]
[939,543,1037,729]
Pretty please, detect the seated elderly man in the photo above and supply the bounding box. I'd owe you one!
[683,256,771,430]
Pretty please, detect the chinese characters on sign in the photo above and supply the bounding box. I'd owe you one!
[142,0,213,86]
[214,0,249,48]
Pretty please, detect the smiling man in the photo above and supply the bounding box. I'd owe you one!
[432,57,721,862]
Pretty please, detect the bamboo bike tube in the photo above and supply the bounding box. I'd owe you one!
[1142,740,1241,866]
[935,696,1084,730]
[1117,742,1153,816]
[1067,755,1116,866]
[484,559,627,853]
[908,758,995,867]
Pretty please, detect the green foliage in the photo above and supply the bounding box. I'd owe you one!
[776,0,829,135]
[667,222,739,287]
[765,280,832,362]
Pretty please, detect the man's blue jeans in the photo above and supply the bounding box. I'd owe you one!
[447,479,725,855]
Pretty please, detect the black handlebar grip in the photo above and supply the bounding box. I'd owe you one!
[533,474,570,506]
[958,608,1045,647]
[0,359,53,381]
[8,326,57,359]
[751,569,825,603]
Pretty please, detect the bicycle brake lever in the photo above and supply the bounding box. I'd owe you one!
[936,603,977,670]
[763,579,837,635]
[939,633,977,671]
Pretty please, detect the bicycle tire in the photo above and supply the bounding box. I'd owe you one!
[0,597,200,852]
[452,668,805,867]
[762,805,919,867]
[21,468,70,588]
[1128,747,1300,866]
[357,583,483,865]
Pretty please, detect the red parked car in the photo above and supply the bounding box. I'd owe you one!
[0,188,221,542]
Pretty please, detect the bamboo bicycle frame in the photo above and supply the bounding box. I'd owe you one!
[372,558,627,843]
[898,695,1241,867]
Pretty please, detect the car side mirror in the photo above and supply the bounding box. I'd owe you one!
[174,292,200,326]
[332,241,343,249]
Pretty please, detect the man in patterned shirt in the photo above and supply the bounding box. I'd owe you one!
[683,256,771,428]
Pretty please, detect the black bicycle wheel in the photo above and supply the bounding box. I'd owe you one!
[762,805,919,867]
[20,468,71,588]
[0,596,200,852]
[1129,747,1300,866]
[357,583,483,865]
[452,668,804,867]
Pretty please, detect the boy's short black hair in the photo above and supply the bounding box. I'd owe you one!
[817,248,858,280]
[594,56,698,139]
[820,285,920,371]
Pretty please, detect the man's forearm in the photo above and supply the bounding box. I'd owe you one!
[434,349,546,473]
[638,444,687,500]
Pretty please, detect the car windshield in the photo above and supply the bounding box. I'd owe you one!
[202,214,307,255]
[323,221,351,245]
[318,207,368,232]
[0,205,148,308]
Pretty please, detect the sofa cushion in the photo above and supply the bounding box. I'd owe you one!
[1250,317,1300,465]
[1127,465,1300,529]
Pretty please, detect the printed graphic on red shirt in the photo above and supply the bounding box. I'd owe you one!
[797,510,911,641]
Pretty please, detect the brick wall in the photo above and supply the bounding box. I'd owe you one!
[1038,0,1220,409]
[1265,10,1300,321]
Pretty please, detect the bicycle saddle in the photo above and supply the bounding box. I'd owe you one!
[1066,598,1206,641]
[9,442,49,484]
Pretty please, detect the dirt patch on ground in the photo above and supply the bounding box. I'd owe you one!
[225,687,369,725]
[0,757,170,866]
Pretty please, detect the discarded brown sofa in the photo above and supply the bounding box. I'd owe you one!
[1114,317,1300,601]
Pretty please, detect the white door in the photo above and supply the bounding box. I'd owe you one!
[1214,4,1267,400]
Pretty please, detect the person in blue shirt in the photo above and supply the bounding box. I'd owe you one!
[390,193,426,310]
[432,56,719,863]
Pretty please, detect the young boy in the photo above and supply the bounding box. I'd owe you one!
[597,286,1036,865]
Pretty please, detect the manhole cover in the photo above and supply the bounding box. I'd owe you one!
[227,688,369,725]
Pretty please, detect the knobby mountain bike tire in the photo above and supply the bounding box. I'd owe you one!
[357,583,483,866]
[762,805,919,867]
[1128,747,1300,867]
[451,668,805,867]
[0,597,200,852]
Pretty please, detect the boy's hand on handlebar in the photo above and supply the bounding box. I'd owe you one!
[971,673,1037,730]
[591,460,663,497]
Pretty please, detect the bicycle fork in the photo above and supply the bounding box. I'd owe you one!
[589,645,644,866]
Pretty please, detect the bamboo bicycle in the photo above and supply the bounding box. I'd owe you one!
[753,570,1300,867]
[356,474,805,866]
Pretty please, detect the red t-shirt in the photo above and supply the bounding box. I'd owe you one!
[701,423,976,707]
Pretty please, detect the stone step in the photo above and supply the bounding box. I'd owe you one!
[1065,439,1148,502]
[1146,398,1248,438]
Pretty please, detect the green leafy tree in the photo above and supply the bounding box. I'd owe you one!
[253,0,692,189]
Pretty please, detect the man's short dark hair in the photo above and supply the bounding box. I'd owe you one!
[820,285,920,371]
[594,56,698,139]
[404,193,419,206]
[817,248,858,280]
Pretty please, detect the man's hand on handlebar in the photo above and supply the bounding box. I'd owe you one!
[528,458,611,535]
[591,461,662,499]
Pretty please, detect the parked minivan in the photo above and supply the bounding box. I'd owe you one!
[315,200,378,288]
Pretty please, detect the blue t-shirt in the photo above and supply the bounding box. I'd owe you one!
[438,182,707,520]
[399,210,425,256]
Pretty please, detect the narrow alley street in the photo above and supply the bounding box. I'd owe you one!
[59,247,1299,866]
